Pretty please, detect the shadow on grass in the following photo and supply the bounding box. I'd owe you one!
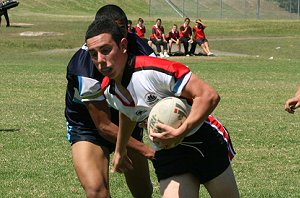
[0,128,21,132]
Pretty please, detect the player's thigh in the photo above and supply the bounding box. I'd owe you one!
[124,149,152,197]
[160,173,200,198]
[125,148,151,180]
[72,141,110,189]
[204,164,240,198]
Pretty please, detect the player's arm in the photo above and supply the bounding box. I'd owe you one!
[85,100,155,159]
[178,74,220,135]
[152,74,219,141]
[285,86,300,113]
[112,112,137,173]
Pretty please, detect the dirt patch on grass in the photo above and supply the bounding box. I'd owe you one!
[19,31,64,37]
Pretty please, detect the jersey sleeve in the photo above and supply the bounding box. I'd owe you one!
[78,76,105,102]
[168,62,192,96]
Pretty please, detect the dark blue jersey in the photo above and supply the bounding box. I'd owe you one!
[65,33,155,130]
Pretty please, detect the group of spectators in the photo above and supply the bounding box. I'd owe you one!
[128,17,214,57]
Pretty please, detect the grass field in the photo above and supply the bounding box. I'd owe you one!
[0,1,300,197]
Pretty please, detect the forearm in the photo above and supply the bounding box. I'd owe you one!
[116,113,136,154]
[85,101,154,158]
[178,94,219,137]
[294,86,300,98]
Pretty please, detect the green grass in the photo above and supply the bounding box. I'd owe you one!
[0,1,300,197]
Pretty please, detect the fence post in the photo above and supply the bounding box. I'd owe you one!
[298,0,300,19]
[256,0,260,19]
[148,0,151,17]
[197,0,199,18]
[220,0,223,19]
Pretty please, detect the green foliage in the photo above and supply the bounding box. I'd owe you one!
[0,1,300,197]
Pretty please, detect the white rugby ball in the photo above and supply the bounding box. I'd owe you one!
[147,97,189,150]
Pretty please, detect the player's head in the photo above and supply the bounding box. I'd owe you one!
[95,4,128,37]
[156,18,162,26]
[172,24,177,30]
[138,18,144,24]
[86,16,123,46]
[184,17,190,25]
[85,16,128,79]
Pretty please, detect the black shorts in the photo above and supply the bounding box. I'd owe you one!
[152,116,235,184]
[66,108,143,153]
[194,38,208,45]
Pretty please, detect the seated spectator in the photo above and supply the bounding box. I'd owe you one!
[127,20,136,34]
[166,24,181,54]
[135,17,152,47]
[179,17,193,56]
[150,18,169,58]
[190,19,214,56]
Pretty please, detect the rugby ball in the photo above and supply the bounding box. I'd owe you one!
[147,97,190,150]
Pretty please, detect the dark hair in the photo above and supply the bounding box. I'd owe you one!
[138,18,144,23]
[95,4,128,37]
[156,18,161,23]
[85,16,123,45]
[184,17,190,22]
[128,20,132,25]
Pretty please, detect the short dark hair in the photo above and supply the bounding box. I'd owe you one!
[95,4,128,37]
[85,16,123,46]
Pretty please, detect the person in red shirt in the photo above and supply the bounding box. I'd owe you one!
[150,18,169,58]
[190,19,214,56]
[179,17,193,56]
[135,17,152,47]
[166,24,181,55]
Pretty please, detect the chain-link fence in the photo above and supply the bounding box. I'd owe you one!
[147,0,300,20]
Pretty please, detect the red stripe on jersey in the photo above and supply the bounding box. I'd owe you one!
[205,115,236,160]
[101,76,110,91]
[134,56,190,81]
[101,76,134,107]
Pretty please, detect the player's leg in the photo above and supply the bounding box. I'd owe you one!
[72,141,111,198]
[3,10,9,27]
[124,148,153,198]
[180,38,189,55]
[203,41,213,55]
[159,173,200,198]
[176,40,181,52]
[200,43,209,55]
[204,164,240,198]
[168,40,173,53]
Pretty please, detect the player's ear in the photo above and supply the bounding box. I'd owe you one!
[120,38,128,53]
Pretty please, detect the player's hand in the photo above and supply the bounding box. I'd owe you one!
[149,123,183,149]
[284,97,300,114]
[138,119,148,129]
[111,149,133,173]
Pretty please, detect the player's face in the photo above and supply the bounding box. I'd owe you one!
[185,19,190,26]
[87,33,128,81]
[157,20,161,26]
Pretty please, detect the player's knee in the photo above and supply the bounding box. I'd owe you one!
[83,183,110,198]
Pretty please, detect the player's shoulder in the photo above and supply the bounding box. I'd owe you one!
[67,43,99,77]
[134,56,189,74]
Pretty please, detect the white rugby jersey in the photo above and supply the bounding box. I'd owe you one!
[102,56,202,137]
